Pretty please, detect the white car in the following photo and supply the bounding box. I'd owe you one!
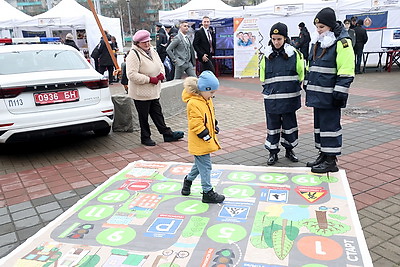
[0,41,114,143]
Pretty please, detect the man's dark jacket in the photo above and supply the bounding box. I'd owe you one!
[354,25,368,51]
[98,36,114,66]
[297,26,311,59]
[193,27,216,62]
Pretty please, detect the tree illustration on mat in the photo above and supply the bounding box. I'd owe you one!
[301,210,350,236]
[250,205,308,260]
[250,204,350,260]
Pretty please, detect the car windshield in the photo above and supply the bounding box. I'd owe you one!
[0,49,89,75]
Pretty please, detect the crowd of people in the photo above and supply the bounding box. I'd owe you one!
[83,7,364,203]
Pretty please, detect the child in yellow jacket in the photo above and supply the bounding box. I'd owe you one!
[181,71,225,203]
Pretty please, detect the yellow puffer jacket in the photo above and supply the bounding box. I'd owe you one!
[182,80,221,156]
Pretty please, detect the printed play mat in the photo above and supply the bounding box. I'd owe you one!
[0,161,373,267]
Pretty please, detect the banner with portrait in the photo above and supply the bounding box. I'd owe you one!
[233,18,260,78]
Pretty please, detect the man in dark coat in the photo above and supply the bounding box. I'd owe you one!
[156,23,168,63]
[295,22,311,61]
[98,31,115,84]
[354,19,368,74]
[193,16,216,73]
[64,33,79,51]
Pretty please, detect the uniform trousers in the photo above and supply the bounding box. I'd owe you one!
[133,99,171,141]
[264,111,298,154]
[313,107,342,155]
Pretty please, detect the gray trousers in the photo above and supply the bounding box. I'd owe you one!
[174,62,196,79]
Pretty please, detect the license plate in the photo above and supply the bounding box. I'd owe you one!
[34,90,79,105]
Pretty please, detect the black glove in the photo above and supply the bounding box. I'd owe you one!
[333,98,346,108]
[215,126,220,134]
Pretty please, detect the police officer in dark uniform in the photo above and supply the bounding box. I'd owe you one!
[305,7,355,173]
[259,22,304,165]
[155,23,168,63]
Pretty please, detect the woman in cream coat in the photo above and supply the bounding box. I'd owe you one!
[126,30,183,146]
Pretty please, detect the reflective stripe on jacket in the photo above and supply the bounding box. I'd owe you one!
[305,30,355,109]
[259,46,304,114]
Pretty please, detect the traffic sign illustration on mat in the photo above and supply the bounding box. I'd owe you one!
[3,161,372,267]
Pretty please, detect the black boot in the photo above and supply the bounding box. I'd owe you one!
[285,149,298,162]
[181,176,192,196]
[202,189,225,203]
[267,153,278,166]
[306,153,326,167]
[311,155,339,173]
[141,138,156,146]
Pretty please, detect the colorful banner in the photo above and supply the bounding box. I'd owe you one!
[346,11,388,31]
[233,18,260,78]
[0,161,373,266]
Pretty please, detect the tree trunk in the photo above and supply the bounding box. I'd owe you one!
[315,210,328,229]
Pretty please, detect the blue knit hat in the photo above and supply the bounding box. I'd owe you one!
[198,71,219,91]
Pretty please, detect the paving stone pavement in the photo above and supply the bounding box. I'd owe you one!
[0,70,399,266]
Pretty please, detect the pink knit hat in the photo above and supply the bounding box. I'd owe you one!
[133,30,152,42]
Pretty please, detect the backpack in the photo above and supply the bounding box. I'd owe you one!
[90,44,100,59]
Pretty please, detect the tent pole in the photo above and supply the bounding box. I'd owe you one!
[86,0,120,71]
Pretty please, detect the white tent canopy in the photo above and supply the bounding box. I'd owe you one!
[159,0,244,23]
[244,0,337,17]
[14,0,122,54]
[0,0,32,31]
[246,0,400,66]
[244,0,339,45]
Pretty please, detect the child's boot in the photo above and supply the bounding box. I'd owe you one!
[202,189,225,203]
[181,176,192,196]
